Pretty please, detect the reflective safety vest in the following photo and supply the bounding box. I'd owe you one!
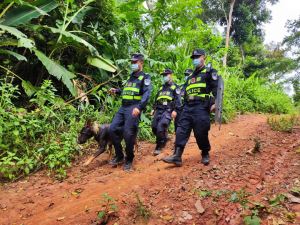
[185,69,210,100]
[156,84,176,104]
[122,75,144,100]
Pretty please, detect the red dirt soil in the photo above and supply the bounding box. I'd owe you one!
[0,114,299,225]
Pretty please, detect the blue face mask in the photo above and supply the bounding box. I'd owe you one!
[131,63,139,72]
[184,75,189,81]
[192,58,201,68]
[163,76,170,84]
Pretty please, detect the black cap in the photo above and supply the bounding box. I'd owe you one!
[161,68,173,75]
[184,68,193,75]
[131,53,144,61]
[191,48,206,59]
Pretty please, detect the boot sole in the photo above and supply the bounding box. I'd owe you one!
[162,159,182,167]
[201,161,210,166]
[109,161,124,167]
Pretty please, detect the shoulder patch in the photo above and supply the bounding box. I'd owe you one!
[144,78,151,86]
[175,88,181,95]
[212,71,218,80]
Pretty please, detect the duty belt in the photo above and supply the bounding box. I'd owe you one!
[187,95,209,102]
[157,99,172,106]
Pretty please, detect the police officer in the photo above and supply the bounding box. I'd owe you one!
[162,49,219,166]
[174,68,193,132]
[152,69,181,156]
[109,53,152,171]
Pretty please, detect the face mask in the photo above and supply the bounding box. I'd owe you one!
[131,63,139,72]
[184,75,189,81]
[163,76,170,84]
[192,58,203,68]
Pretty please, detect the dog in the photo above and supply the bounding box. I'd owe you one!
[77,120,139,166]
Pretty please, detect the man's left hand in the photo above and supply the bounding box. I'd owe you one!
[210,104,216,112]
[132,107,141,117]
[171,111,177,119]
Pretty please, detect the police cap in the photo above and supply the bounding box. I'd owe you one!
[160,68,173,75]
[131,53,144,62]
[191,49,206,59]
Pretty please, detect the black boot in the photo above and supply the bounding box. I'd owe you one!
[153,143,162,156]
[162,146,183,166]
[123,160,133,171]
[153,141,167,156]
[201,152,210,165]
[109,156,124,167]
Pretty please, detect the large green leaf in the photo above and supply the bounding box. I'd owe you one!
[87,56,117,73]
[0,39,18,47]
[22,80,37,97]
[0,49,27,61]
[71,6,96,25]
[45,26,99,56]
[0,24,34,48]
[33,49,77,96]
[2,0,58,26]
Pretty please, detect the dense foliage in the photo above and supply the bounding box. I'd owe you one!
[0,0,298,180]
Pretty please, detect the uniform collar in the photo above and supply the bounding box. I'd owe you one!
[163,81,173,87]
[131,70,144,77]
[193,65,206,75]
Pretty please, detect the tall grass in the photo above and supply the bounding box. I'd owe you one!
[222,72,294,122]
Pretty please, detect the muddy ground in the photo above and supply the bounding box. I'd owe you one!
[0,114,299,225]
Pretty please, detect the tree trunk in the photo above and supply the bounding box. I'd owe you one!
[223,0,236,67]
[240,45,245,65]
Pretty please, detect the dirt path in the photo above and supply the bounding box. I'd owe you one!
[0,114,299,225]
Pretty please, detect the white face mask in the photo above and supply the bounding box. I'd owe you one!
[131,63,139,71]
[193,58,204,68]
[163,76,171,84]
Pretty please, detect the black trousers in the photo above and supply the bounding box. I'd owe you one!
[109,105,139,162]
[151,109,172,145]
[175,104,211,154]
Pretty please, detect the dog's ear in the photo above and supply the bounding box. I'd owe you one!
[86,119,92,127]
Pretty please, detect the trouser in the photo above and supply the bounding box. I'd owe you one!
[174,109,183,132]
[175,104,211,154]
[109,104,139,162]
[151,109,172,146]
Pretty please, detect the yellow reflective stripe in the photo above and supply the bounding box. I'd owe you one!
[188,94,209,97]
[123,87,140,92]
[122,95,142,100]
[157,95,172,101]
[186,83,206,91]
[138,75,144,81]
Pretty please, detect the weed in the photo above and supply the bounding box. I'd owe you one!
[252,137,261,153]
[243,215,261,225]
[195,189,213,198]
[229,189,250,208]
[267,114,299,132]
[135,193,151,220]
[97,193,118,224]
[268,194,286,207]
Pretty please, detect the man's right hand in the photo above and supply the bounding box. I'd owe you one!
[108,88,117,95]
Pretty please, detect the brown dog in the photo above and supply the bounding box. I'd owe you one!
[77,120,138,166]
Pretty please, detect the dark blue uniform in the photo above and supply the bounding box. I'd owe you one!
[109,71,151,164]
[152,82,181,153]
[175,67,218,153]
[174,84,185,132]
